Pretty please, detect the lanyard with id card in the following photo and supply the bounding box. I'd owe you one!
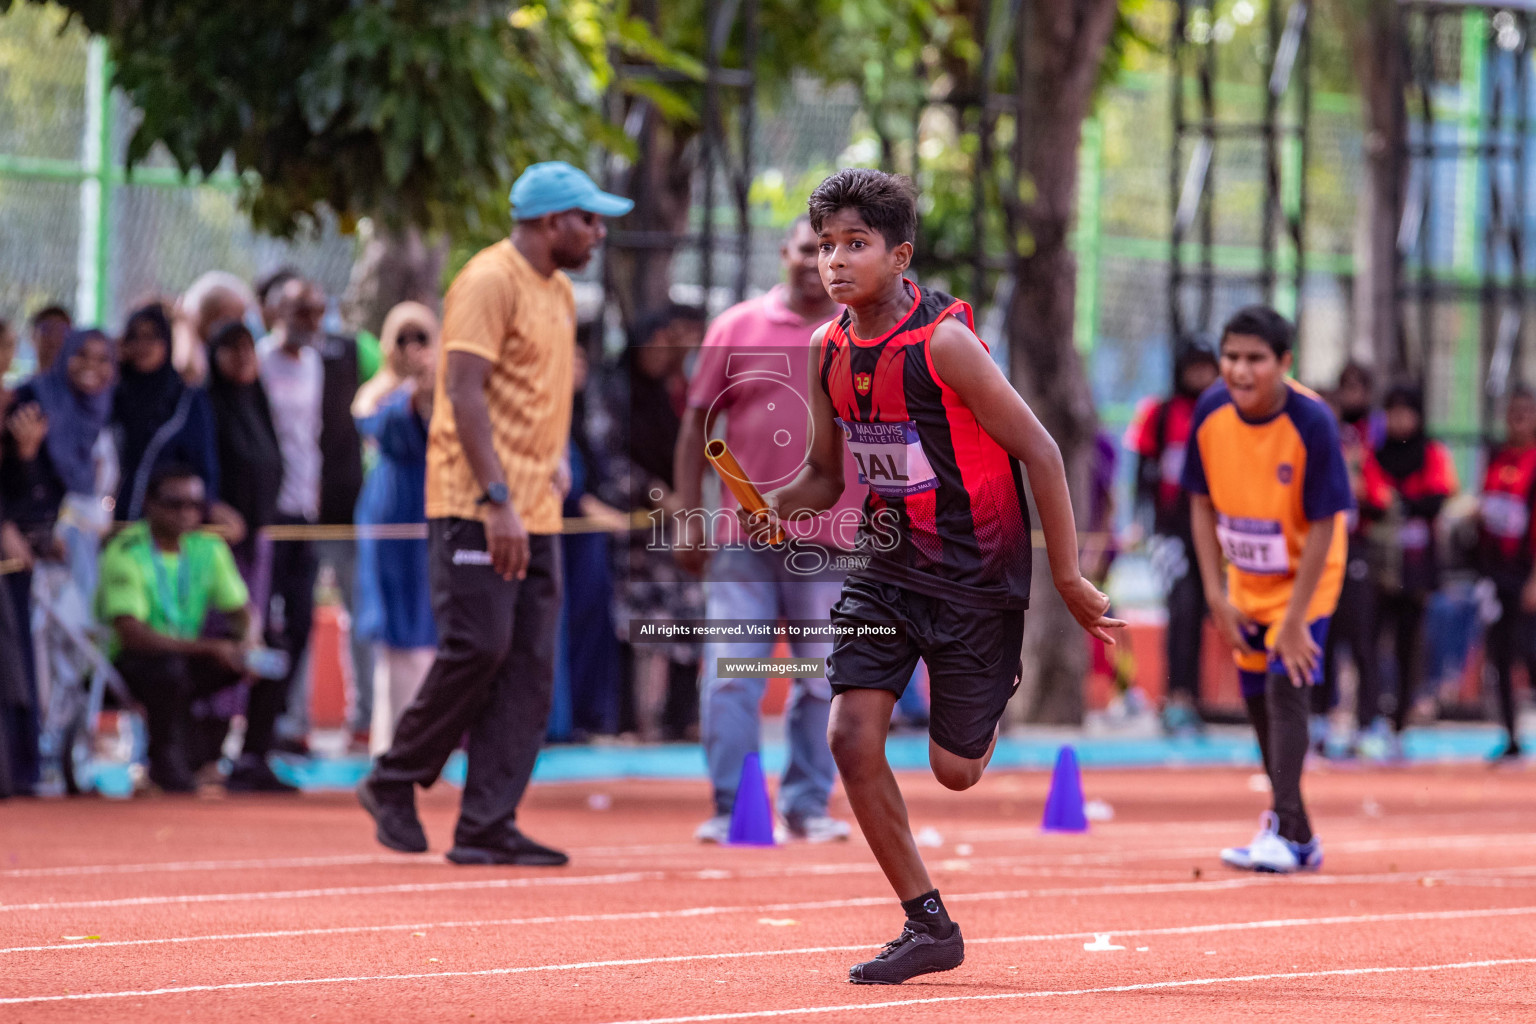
[148,545,199,639]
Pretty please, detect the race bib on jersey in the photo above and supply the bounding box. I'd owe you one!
[1482,492,1531,541]
[836,419,940,497]
[1216,515,1289,576]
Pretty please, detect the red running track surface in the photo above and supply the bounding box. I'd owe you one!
[4,766,1536,1023]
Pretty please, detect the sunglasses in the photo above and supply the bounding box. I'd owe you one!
[154,497,206,512]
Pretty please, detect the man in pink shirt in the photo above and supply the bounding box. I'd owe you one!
[674,218,864,843]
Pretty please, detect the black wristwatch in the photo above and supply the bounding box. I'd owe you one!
[477,481,510,507]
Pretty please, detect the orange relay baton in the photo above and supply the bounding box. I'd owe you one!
[705,439,785,545]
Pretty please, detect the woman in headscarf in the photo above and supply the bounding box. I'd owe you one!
[351,302,438,420]
[1,328,116,794]
[1372,383,1459,750]
[205,320,284,597]
[173,271,258,384]
[351,302,439,754]
[112,303,242,538]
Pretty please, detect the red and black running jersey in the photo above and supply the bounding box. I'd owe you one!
[1479,443,1536,571]
[818,280,1032,609]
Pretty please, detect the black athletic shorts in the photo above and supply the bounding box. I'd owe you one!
[826,576,1024,760]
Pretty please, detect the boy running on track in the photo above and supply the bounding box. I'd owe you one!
[745,168,1123,985]
[1181,306,1353,874]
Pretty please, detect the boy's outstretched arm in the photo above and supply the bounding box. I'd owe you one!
[929,318,1125,644]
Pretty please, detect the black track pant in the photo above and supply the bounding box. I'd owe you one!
[371,519,561,848]
[1377,590,1426,733]
[1318,567,1381,727]
[1487,584,1536,748]
[1165,564,1207,701]
[1245,675,1313,844]
[116,652,247,790]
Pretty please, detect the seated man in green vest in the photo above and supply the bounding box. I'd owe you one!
[97,462,294,793]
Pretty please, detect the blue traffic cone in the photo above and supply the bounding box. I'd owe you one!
[1041,745,1089,833]
[726,751,776,846]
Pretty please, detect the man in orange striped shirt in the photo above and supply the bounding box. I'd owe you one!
[359,163,631,866]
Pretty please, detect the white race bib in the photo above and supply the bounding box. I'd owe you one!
[1216,515,1288,575]
[1483,492,1531,541]
[1159,443,1187,487]
[837,419,940,498]
[1400,518,1431,552]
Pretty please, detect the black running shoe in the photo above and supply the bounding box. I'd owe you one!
[357,778,428,853]
[848,922,964,984]
[446,829,568,867]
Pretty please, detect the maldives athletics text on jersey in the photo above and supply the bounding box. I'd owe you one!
[819,280,1032,609]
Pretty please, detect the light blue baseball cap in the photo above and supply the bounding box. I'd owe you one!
[510,161,634,220]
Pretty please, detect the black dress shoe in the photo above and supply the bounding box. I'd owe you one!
[446,830,568,867]
[225,757,299,794]
[357,778,428,853]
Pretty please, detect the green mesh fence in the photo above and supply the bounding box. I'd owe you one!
[0,3,354,370]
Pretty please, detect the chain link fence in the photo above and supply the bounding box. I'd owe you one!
[0,4,354,375]
[5,0,1532,460]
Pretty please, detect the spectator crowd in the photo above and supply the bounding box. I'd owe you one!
[0,238,848,803]
[1,243,1534,805]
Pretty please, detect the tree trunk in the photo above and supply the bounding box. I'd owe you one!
[341,224,447,334]
[1346,0,1409,377]
[1006,0,1120,726]
[605,102,698,328]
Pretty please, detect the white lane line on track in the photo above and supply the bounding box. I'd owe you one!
[11,829,1536,910]
[9,860,1536,916]
[9,878,1536,957]
[6,945,1536,1008]
[13,809,1535,878]
[0,854,429,879]
[11,834,1536,916]
[7,900,1536,961]
[589,958,1536,1024]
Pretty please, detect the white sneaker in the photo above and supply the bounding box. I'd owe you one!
[694,815,731,843]
[783,814,852,843]
[1247,830,1323,873]
[1221,812,1323,873]
[1220,811,1279,870]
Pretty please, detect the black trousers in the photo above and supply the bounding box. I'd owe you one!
[3,571,39,794]
[116,651,248,789]
[1245,676,1313,844]
[0,567,28,798]
[1487,583,1536,747]
[1319,564,1381,728]
[372,519,562,848]
[1377,590,1427,733]
[1165,556,1207,701]
[265,515,318,731]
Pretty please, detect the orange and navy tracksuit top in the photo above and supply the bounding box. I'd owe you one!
[1180,378,1353,628]
[818,281,1032,609]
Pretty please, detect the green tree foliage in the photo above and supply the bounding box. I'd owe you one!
[0,0,669,236]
